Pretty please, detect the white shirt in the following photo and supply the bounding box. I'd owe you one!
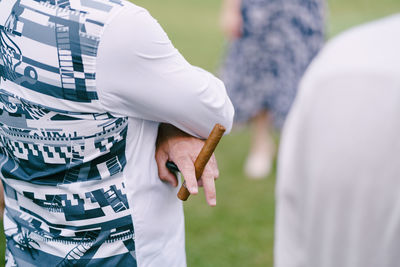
[97,4,234,267]
[0,0,234,266]
[97,5,234,139]
[275,14,400,267]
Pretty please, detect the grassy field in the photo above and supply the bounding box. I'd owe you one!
[0,0,399,266]
[131,1,400,266]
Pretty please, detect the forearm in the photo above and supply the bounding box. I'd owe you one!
[220,0,243,40]
[222,0,241,10]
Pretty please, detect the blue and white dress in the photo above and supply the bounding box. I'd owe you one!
[221,0,325,129]
[0,0,234,265]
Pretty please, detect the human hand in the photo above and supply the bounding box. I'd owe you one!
[155,123,219,206]
[220,0,243,40]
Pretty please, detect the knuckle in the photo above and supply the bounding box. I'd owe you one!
[159,173,168,180]
[202,169,214,179]
[174,155,191,164]
[158,167,170,180]
[185,177,197,185]
[154,153,162,162]
[207,190,216,199]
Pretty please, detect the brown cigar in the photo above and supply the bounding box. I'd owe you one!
[177,123,226,201]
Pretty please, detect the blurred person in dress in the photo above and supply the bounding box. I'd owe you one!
[220,0,325,179]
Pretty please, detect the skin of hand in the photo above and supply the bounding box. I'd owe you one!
[220,0,243,40]
[155,123,219,206]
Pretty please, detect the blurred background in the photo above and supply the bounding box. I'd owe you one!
[1,0,399,266]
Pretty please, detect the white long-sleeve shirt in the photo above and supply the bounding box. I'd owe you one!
[0,0,233,266]
[275,14,400,267]
[97,6,234,138]
[96,4,234,266]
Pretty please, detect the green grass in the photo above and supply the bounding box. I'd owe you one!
[1,0,399,266]
[0,221,3,264]
[184,129,277,267]
[132,1,400,266]
[133,0,225,72]
[327,0,400,36]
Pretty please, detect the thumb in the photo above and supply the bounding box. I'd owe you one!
[155,151,178,187]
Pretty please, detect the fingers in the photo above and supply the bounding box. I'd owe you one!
[201,168,217,206]
[155,151,178,187]
[172,153,220,207]
[208,154,219,179]
[200,157,219,206]
[175,156,198,195]
[197,155,219,186]
[155,123,221,206]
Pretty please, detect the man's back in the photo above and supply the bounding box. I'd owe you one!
[0,0,234,266]
[0,0,138,265]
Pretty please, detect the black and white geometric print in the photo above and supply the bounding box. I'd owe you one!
[0,0,137,265]
[0,90,128,184]
[0,0,124,104]
[0,91,136,265]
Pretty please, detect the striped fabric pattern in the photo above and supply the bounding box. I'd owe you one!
[0,0,137,265]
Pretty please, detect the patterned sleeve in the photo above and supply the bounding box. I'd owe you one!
[96,4,234,138]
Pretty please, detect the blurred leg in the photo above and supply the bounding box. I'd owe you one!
[244,110,275,179]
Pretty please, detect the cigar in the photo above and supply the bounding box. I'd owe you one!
[177,124,226,201]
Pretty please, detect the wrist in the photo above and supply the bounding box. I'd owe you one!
[158,123,188,139]
[157,123,189,149]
